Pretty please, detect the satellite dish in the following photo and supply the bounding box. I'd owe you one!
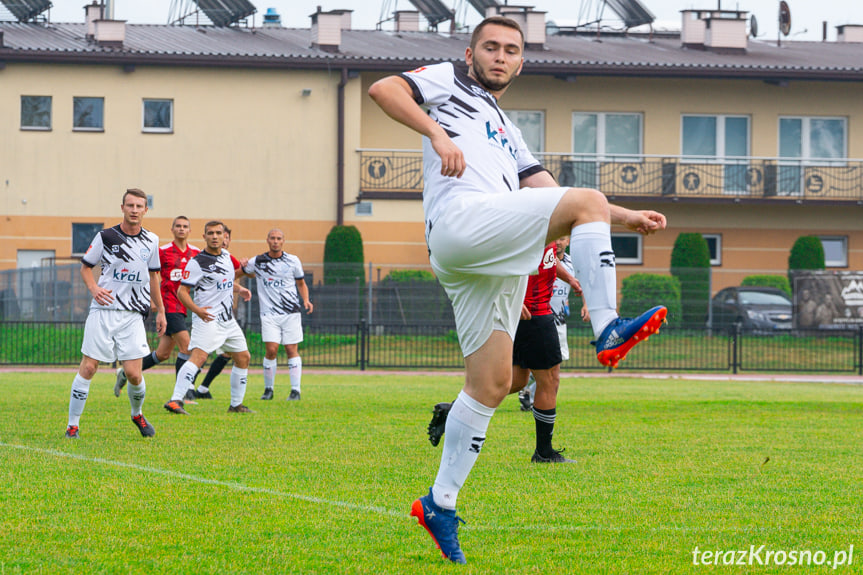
[750,14,759,37]
[779,1,791,36]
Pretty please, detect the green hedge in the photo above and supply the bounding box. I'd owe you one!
[620,273,682,326]
[741,274,791,297]
[670,233,711,327]
[323,225,365,286]
[384,269,436,282]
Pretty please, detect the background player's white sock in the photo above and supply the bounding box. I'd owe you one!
[287,357,302,392]
[570,221,618,337]
[172,362,199,401]
[67,374,91,426]
[128,378,146,416]
[230,366,248,407]
[263,357,277,390]
[432,390,494,510]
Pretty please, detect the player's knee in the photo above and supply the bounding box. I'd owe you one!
[234,351,251,368]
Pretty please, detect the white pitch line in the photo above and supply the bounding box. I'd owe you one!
[1,442,405,519]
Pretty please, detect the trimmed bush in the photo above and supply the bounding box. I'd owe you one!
[323,225,365,286]
[384,269,436,282]
[670,233,711,327]
[788,236,825,272]
[741,274,791,297]
[620,273,682,326]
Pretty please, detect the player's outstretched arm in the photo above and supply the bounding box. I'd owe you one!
[368,75,465,178]
[609,204,666,235]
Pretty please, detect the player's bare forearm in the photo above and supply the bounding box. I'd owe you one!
[81,263,113,305]
[149,271,167,335]
[177,285,204,319]
[297,279,313,314]
[556,262,582,295]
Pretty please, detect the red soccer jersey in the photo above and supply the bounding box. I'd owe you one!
[523,243,557,316]
[160,242,201,314]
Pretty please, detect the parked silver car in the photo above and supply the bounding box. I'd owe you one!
[710,287,793,330]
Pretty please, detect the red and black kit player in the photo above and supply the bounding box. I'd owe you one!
[114,215,200,397]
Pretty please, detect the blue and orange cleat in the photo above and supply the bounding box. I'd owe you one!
[593,305,667,368]
[410,488,467,564]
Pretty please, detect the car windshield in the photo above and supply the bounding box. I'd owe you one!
[738,291,790,306]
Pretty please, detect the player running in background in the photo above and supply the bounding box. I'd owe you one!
[243,228,313,401]
[190,224,242,399]
[369,15,667,563]
[65,188,166,439]
[163,221,252,415]
[114,215,199,397]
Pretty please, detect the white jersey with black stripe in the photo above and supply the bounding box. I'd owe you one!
[181,249,236,322]
[243,252,305,316]
[399,62,545,225]
[81,224,160,315]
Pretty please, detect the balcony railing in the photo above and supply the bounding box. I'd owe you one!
[357,150,863,204]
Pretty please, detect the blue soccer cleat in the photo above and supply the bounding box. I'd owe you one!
[593,305,667,368]
[410,488,467,564]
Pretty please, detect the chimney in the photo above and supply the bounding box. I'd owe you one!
[836,24,863,42]
[682,9,747,53]
[310,8,352,52]
[94,19,126,48]
[395,10,420,33]
[84,1,103,40]
[495,6,546,50]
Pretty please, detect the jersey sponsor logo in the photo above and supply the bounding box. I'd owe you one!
[406,66,427,74]
[170,269,183,281]
[112,267,143,283]
[263,278,287,289]
[182,270,190,279]
[216,279,234,291]
[541,247,557,270]
[111,244,120,253]
[485,121,517,159]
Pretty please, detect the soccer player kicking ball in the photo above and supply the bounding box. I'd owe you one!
[369,16,667,564]
[163,221,253,415]
[65,188,166,439]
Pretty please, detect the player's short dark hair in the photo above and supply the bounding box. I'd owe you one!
[122,188,147,204]
[470,16,524,50]
[172,215,190,227]
[204,220,225,232]
[222,225,232,237]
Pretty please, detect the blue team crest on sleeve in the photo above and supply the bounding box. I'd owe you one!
[140,248,151,260]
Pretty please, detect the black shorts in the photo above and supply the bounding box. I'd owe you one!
[512,314,562,371]
[164,312,189,337]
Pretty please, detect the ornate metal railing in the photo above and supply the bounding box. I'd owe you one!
[357,150,863,204]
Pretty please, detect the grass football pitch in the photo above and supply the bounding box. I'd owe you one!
[1,371,862,574]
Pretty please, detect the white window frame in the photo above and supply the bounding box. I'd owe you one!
[572,112,643,160]
[142,98,174,133]
[611,232,643,265]
[818,236,848,268]
[703,233,722,266]
[504,109,544,154]
[20,95,52,131]
[72,96,105,132]
[778,116,848,163]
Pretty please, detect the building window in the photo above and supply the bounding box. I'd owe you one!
[703,233,722,266]
[73,97,104,131]
[504,110,544,153]
[779,117,847,195]
[681,115,750,193]
[72,223,104,256]
[611,233,642,265]
[21,96,52,130]
[819,236,848,268]
[569,112,642,187]
[143,99,173,133]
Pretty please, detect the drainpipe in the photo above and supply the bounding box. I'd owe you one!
[337,67,347,226]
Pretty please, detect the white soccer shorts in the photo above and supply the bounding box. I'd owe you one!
[427,187,567,357]
[189,317,248,355]
[81,309,150,363]
[556,323,570,361]
[261,313,303,345]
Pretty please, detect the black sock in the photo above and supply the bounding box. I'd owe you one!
[201,354,230,388]
[142,351,159,371]
[533,407,557,456]
[175,353,189,376]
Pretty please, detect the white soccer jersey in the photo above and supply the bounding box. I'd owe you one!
[399,62,545,224]
[550,252,574,326]
[81,224,160,315]
[243,252,305,316]
[181,249,236,322]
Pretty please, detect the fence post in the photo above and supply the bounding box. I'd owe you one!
[359,319,367,371]
[858,325,863,376]
[731,324,740,374]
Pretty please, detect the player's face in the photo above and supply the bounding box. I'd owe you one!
[466,24,523,94]
[121,195,148,226]
[267,232,284,253]
[172,219,190,240]
[204,225,224,250]
[555,236,570,258]
[222,233,231,249]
